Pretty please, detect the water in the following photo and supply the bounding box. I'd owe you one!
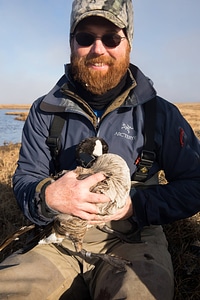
[0,109,28,146]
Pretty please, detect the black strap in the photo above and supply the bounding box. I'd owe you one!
[133,97,157,181]
[143,97,157,151]
[46,114,66,174]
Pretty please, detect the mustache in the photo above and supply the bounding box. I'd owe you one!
[84,55,115,66]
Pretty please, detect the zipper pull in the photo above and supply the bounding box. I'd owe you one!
[95,117,101,131]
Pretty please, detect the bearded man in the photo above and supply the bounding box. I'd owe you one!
[1,1,200,299]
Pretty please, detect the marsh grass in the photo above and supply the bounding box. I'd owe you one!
[0,104,30,110]
[0,104,30,121]
[0,103,200,299]
[5,111,28,121]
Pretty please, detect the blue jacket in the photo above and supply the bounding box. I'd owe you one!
[13,64,200,228]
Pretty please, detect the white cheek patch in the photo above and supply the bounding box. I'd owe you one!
[93,140,103,157]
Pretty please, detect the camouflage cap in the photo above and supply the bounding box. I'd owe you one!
[70,0,134,47]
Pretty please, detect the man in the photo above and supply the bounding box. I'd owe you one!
[0,0,200,299]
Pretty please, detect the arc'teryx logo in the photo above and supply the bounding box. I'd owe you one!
[114,123,136,141]
[121,123,133,134]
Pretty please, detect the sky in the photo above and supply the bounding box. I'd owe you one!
[0,0,200,105]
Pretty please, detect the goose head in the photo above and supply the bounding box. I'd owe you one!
[76,137,108,168]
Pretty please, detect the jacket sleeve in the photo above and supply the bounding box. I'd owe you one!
[132,98,200,227]
[12,98,55,226]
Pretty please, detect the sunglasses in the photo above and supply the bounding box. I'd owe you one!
[73,32,126,48]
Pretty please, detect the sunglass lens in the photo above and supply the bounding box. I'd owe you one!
[75,33,94,47]
[102,34,121,47]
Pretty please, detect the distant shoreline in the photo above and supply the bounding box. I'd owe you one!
[0,105,30,121]
[0,104,31,110]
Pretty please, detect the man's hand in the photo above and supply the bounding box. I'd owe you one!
[45,170,110,220]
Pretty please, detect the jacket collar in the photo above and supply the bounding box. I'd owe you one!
[40,63,157,113]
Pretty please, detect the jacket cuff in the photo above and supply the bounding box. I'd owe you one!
[35,178,59,220]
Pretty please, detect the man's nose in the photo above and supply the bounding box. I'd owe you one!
[90,39,106,55]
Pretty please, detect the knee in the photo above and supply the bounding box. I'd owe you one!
[92,261,174,300]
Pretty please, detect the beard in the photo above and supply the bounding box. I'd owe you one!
[70,50,130,95]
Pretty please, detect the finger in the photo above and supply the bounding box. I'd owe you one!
[87,192,110,204]
[80,212,109,222]
[75,202,100,215]
[80,172,106,186]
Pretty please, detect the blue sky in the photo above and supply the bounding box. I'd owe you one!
[0,0,200,104]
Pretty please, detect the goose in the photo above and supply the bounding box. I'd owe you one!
[39,137,132,270]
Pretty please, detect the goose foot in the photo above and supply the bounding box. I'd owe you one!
[79,249,132,273]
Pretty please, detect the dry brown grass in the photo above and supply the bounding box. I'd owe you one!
[176,103,200,137]
[0,104,31,110]
[5,111,29,121]
[0,103,199,299]
[0,144,27,238]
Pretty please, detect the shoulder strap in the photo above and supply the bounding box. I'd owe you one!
[133,97,157,182]
[143,97,157,152]
[46,114,66,174]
